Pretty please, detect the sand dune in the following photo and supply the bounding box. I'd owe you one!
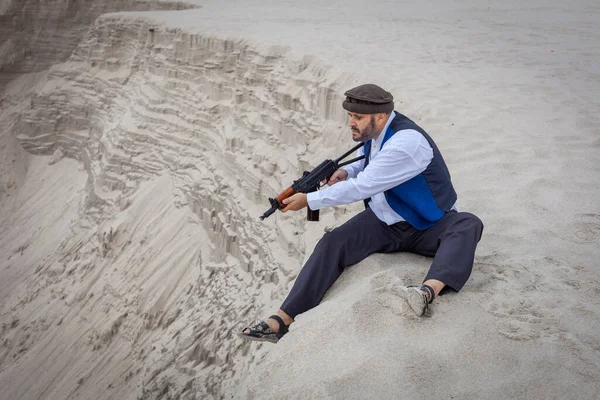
[1,0,599,399]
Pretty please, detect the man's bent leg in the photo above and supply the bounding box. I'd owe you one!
[280,208,400,319]
[410,211,484,292]
[401,212,483,316]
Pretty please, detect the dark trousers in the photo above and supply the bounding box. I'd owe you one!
[280,208,484,319]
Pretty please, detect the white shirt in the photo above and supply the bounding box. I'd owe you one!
[306,112,436,225]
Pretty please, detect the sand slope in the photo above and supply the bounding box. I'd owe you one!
[1,0,599,399]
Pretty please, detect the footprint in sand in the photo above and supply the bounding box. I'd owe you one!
[471,254,556,341]
[479,263,563,342]
[483,296,555,341]
[572,214,600,244]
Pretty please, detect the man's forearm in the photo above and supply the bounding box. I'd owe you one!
[307,179,366,210]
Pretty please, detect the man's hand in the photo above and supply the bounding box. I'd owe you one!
[281,169,348,213]
[281,193,308,213]
[327,169,348,186]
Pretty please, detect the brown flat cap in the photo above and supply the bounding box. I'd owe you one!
[342,84,394,114]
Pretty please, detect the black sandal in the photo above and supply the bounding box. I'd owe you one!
[239,314,289,343]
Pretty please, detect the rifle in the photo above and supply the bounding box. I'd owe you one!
[259,143,365,221]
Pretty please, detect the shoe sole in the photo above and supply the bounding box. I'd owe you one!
[406,287,427,316]
[237,332,279,344]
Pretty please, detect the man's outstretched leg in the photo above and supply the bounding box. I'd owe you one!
[405,211,484,315]
[240,208,403,342]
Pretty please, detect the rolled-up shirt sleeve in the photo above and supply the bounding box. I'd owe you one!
[307,130,433,210]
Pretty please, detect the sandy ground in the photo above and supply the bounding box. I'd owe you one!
[0,0,599,399]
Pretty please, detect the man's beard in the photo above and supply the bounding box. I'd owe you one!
[352,116,378,142]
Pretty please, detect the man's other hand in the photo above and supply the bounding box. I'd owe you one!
[327,169,349,186]
[281,193,308,213]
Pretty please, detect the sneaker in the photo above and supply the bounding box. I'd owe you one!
[405,284,435,316]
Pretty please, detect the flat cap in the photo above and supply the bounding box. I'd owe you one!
[342,84,394,114]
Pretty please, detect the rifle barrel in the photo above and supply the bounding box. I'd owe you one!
[259,205,278,220]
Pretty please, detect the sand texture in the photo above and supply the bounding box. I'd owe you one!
[0,0,599,399]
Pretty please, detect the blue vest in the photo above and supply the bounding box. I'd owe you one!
[363,111,457,230]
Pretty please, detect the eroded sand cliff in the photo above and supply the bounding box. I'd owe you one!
[1,1,599,399]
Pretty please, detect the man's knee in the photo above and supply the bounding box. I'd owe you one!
[314,228,346,252]
[455,212,484,239]
[317,213,364,249]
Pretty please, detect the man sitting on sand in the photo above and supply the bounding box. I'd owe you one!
[241,84,484,343]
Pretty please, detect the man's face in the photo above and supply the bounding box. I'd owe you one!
[348,112,380,142]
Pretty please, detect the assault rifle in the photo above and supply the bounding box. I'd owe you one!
[259,143,365,221]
